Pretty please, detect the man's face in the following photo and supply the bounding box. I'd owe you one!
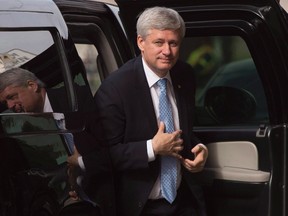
[137,29,182,77]
[0,81,42,112]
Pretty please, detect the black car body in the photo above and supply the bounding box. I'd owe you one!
[54,0,288,215]
[0,0,95,215]
[2,0,288,215]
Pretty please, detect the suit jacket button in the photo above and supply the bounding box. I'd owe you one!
[138,202,143,208]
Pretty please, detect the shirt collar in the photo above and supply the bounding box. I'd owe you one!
[43,92,53,113]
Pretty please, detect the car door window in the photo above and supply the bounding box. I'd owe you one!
[75,44,101,95]
[0,28,93,113]
[1,114,68,169]
[180,36,269,126]
[67,23,123,93]
[0,30,66,88]
[55,0,135,93]
[0,31,53,73]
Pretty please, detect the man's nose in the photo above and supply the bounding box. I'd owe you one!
[7,100,15,109]
[162,43,171,55]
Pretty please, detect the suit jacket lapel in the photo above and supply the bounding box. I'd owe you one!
[133,56,160,176]
[47,88,69,113]
[134,56,159,135]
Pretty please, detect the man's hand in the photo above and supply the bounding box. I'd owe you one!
[67,146,81,201]
[181,144,208,173]
[152,122,183,159]
[67,146,80,167]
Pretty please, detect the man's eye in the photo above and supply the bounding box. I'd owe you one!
[154,41,163,46]
[170,42,178,47]
[8,94,17,100]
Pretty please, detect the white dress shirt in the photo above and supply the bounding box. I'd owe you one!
[142,59,182,200]
[43,93,53,113]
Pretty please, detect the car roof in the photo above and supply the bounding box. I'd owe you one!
[0,0,68,39]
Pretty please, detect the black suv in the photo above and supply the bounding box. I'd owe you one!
[0,0,95,215]
[1,0,288,215]
[54,0,288,215]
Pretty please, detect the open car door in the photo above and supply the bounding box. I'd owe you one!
[54,0,134,96]
[115,0,288,215]
[0,0,98,214]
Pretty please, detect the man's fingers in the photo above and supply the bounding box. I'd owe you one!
[157,121,165,133]
[172,129,182,139]
[69,190,80,201]
[73,146,78,153]
[182,158,206,171]
[192,144,208,155]
[173,138,183,146]
[173,154,183,160]
[173,145,183,153]
[67,156,73,164]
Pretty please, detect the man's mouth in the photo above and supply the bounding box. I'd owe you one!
[12,104,25,113]
[159,57,173,62]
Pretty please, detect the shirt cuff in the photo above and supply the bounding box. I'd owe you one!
[147,139,156,162]
[78,156,86,171]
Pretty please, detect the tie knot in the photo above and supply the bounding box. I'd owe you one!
[157,78,167,91]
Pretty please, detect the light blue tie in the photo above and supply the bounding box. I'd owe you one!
[157,78,178,204]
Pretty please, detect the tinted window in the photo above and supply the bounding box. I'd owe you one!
[0,29,92,113]
[0,31,53,72]
[180,36,269,126]
[1,114,68,169]
[69,23,120,94]
[75,44,101,95]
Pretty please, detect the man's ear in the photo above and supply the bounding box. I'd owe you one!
[137,35,145,52]
[27,80,39,92]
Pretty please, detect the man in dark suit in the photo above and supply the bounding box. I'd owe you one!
[0,67,95,114]
[0,67,111,216]
[81,6,208,216]
[0,67,96,154]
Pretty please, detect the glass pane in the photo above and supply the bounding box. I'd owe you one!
[0,31,53,73]
[75,44,101,95]
[0,30,74,111]
[180,36,269,126]
[0,114,69,169]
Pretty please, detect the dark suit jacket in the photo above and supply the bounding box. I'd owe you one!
[88,55,206,216]
[47,84,95,113]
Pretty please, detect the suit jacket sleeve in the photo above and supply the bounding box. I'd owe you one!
[92,77,150,172]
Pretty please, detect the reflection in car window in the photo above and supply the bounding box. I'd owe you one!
[1,114,68,169]
[180,36,269,126]
[0,31,53,73]
[0,29,94,113]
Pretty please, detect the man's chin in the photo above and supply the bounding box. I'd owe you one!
[159,60,175,68]
[14,110,23,113]
[13,108,25,113]
[158,64,174,72]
